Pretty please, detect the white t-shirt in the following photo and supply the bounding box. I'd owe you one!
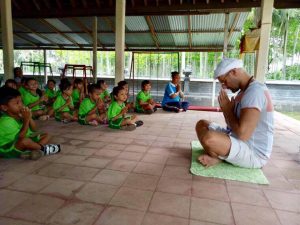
[232,81,274,159]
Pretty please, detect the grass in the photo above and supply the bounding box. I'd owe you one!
[281,112,300,121]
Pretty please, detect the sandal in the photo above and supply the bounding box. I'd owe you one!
[135,120,144,127]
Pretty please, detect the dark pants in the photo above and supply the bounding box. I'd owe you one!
[162,101,189,112]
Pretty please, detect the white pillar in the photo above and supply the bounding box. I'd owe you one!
[255,0,274,83]
[1,0,14,80]
[44,49,48,84]
[93,16,98,83]
[115,0,126,85]
[223,13,229,58]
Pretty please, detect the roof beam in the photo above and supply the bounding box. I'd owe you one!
[131,0,135,7]
[13,20,62,48]
[32,0,41,11]
[145,16,160,49]
[227,12,240,40]
[71,17,105,49]
[39,18,81,48]
[168,0,172,6]
[42,0,51,9]
[188,15,192,49]
[14,33,38,47]
[144,0,147,6]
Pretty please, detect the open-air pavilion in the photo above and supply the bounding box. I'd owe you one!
[0,1,300,225]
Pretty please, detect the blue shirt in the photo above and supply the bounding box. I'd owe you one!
[162,82,180,106]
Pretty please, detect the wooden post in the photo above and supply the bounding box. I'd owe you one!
[93,16,98,83]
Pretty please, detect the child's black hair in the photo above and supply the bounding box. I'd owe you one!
[117,80,128,88]
[0,87,21,105]
[5,79,17,87]
[13,67,22,77]
[112,86,124,100]
[171,71,179,79]
[25,78,36,85]
[59,78,72,92]
[47,79,56,85]
[141,80,150,89]
[74,78,83,85]
[88,84,100,94]
[96,79,105,87]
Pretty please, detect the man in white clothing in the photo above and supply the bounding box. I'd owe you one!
[195,58,274,168]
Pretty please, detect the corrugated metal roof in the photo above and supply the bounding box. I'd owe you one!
[4,12,249,51]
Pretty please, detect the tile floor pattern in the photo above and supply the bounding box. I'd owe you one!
[0,110,299,225]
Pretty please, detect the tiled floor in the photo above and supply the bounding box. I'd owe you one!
[0,110,299,225]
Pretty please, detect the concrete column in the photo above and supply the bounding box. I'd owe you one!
[43,49,48,84]
[115,0,126,85]
[255,0,274,83]
[93,16,98,83]
[1,0,14,80]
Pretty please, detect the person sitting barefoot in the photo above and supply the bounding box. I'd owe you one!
[107,86,143,131]
[135,80,157,114]
[196,58,274,168]
[0,87,61,159]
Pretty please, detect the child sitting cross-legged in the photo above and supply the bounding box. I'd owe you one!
[45,79,57,106]
[107,86,143,131]
[53,78,78,123]
[0,87,61,160]
[72,78,85,109]
[22,78,50,120]
[78,84,107,126]
[135,80,157,114]
[97,79,111,105]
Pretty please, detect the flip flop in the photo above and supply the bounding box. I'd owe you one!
[135,120,144,127]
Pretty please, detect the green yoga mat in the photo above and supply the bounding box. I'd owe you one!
[190,141,269,185]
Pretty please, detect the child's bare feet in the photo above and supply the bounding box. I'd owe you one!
[198,154,221,167]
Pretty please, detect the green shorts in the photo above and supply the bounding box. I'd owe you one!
[0,135,41,159]
[108,115,132,129]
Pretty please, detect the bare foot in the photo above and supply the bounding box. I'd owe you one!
[198,154,221,168]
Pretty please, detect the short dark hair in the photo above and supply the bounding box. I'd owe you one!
[112,86,124,100]
[141,80,150,89]
[97,79,105,86]
[13,67,22,76]
[0,87,21,105]
[74,78,83,85]
[25,78,37,85]
[171,71,179,79]
[59,78,72,92]
[5,79,17,87]
[88,84,100,94]
[117,80,128,88]
[47,79,56,85]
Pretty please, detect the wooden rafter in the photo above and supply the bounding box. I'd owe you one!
[39,19,81,48]
[12,0,21,10]
[227,12,241,40]
[145,16,160,49]
[180,0,183,5]
[71,17,105,49]
[206,0,209,4]
[193,0,196,5]
[13,20,62,48]
[70,0,76,8]
[42,0,51,9]
[109,0,113,7]
[103,17,128,50]
[14,33,38,47]
[56,0,62,10]
[168,0,172,6]
[188,15,192,49]
[156,0,159,7]
[144,0,147,6]
[81,0,88,8]
[131,0,135,7]
[95,0,101,7]
[32,0,41,10]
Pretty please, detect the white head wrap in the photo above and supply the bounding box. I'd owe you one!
[214,58,243,79]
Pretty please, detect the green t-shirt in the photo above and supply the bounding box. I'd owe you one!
[0,115,33,153]
[22,91,42,111]
[45,88,57,99]
[135,91,152,111]
[107,101,125,121]
[53,95,74,113]
[99,90,110,101]
[18,86,27,98]
[72,89,80,105]
[79,98,96,117]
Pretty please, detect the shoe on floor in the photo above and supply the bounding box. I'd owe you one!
[135,120,144,127]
